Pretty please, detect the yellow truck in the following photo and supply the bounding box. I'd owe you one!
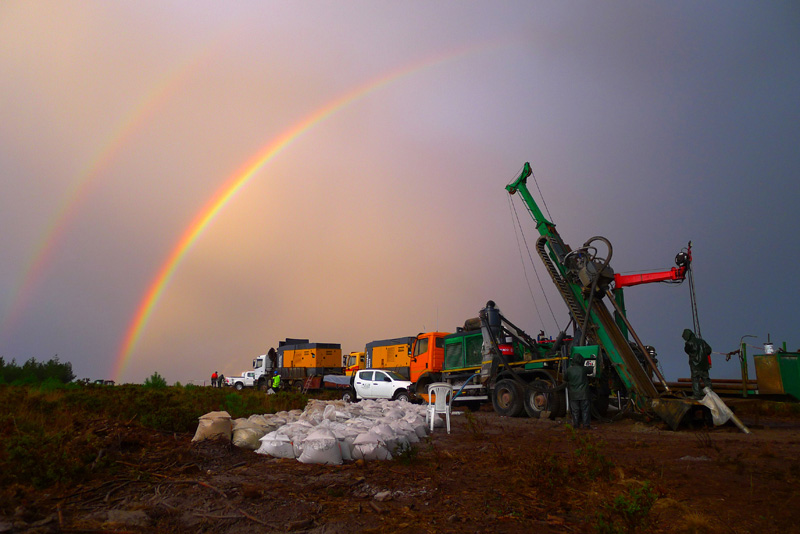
[344,351,366,376]
[253,338,343,391]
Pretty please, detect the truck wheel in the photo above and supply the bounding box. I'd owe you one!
[492,379,524,417]
[392,389,410,402]
[235,382,244,391]
[523,380,551,419]
[342,388,358,403]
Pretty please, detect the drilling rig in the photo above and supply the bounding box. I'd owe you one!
[478,162,698,429]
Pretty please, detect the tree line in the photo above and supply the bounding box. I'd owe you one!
[0,356,75,384]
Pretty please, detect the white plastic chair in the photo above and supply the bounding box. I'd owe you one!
[425,382,454,434]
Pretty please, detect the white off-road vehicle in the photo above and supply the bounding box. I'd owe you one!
[342,369,413,403]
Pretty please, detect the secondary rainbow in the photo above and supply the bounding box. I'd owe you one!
[0,35,227,341]
[114,42,500,382]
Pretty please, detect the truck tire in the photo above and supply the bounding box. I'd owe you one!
[392,389,410,402]
[492,379,524,417]
[523,379,551,419]
[235,382,244,391]
[341,388,358,403]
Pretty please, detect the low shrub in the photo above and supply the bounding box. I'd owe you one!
[595,481,658,534]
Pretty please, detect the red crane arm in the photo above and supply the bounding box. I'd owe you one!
[614,243,692,289]
[614,266,688,288]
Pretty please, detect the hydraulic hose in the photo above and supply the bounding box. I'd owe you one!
[453,372,479,401]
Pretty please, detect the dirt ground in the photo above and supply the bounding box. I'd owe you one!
[4,400,800,534]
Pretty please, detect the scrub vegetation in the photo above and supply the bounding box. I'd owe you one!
[1,379,799,533]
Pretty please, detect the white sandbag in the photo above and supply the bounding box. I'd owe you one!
[322,404,337,421]
[281,420,314,438]
[233,426,267,450]
[279,421,313,457]
[256,431,296,458]
[333,410,352,421]
[247,414,270,427]
[300,411,323,425]
[344,416,376,430]
[231,417,249,430]
[352,431,392,461]
[391,420,420,444]
[403,414,428,438]
[325,422,359,462]
[371,423,402,452]
[298,428,343,465]
[337,437,354,461]
[383,408,405,420]
[372,421,409,453]
[192,411,232,442]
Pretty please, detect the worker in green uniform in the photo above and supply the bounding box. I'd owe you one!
[682,328,713,398]
[271,371,281,391]
[566,353,591,429]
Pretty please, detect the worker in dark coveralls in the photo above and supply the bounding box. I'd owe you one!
[566,354,591,429]
[683,328,713,398]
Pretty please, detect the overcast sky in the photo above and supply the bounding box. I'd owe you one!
[1,2,798,385]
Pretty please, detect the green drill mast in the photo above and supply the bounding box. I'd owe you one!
[507,162,662,411]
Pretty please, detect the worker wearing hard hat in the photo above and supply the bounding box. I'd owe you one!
[566,354,591,429]
[271,371,281,391]
[682,328,713,398]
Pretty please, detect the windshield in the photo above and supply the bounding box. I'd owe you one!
[383,371,406,381]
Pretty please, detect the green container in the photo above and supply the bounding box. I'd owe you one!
[778,354,800,400]
[464,335,483,367]
[443,331,486,370]
[444,340,464,370]
[754,352,800,401]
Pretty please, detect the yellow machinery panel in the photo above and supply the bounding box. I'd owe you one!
[373,344,412,368]
[279,342,342,368]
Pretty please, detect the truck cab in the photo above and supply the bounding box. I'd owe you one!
[344,351,366,376]
[410,332,449,382]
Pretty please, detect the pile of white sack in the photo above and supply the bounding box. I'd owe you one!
[192,399,443,465]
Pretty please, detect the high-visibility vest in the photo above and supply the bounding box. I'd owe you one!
[272,375,280,388]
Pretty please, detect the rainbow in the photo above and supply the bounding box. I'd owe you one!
[0,33,229,341]
[114,42,499,382]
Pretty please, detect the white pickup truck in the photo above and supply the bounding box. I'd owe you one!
[343,369,413,403]
[227,371,257,390]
